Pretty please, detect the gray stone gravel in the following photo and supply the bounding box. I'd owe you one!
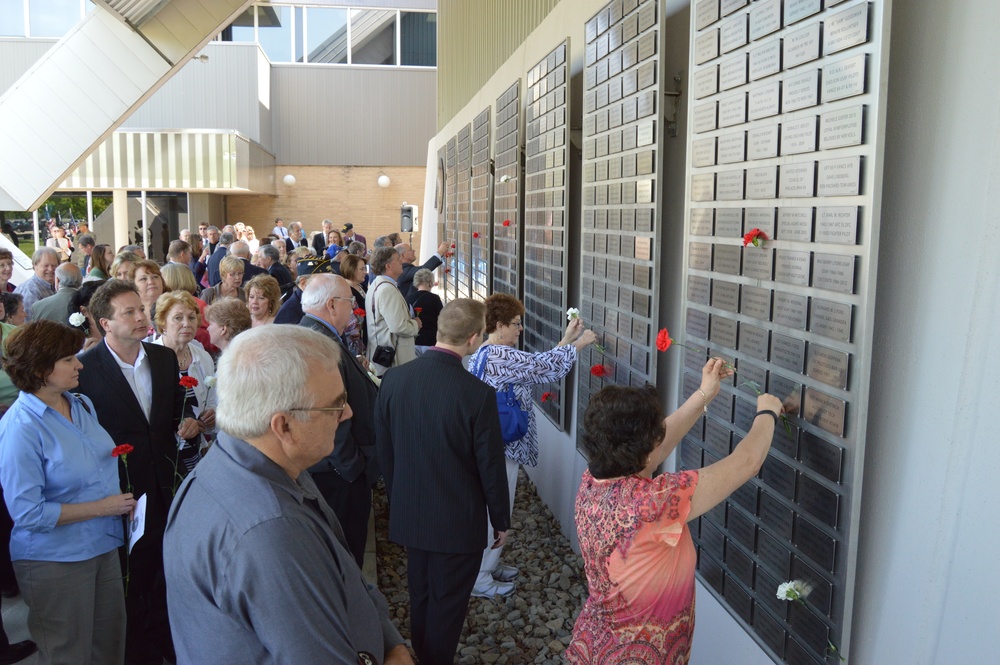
[375,469,587,664]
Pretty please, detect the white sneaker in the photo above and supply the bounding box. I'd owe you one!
[471,580,515,599]
[492,564,519,582]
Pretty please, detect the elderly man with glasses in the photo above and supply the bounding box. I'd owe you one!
[163,325,411,664]
[298,274,379,567]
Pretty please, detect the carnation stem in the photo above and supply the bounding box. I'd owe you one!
[740,380,794,437]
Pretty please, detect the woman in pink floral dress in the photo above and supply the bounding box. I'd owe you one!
[566,358,785,664]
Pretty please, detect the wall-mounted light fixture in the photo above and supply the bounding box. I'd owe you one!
[283,174,296,186]
[377,172,391,188]
[193,54,209,63]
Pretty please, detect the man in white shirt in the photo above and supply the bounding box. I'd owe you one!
[273,218,289,238]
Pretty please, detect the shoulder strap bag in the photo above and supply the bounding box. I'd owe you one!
[472,346,529,443]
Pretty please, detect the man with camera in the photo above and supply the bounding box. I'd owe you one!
[365,247,421,377]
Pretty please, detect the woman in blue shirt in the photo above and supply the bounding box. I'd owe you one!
[0,320,136,664]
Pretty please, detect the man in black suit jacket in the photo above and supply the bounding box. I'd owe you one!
[299,274,378,567]
[258,244,294,295]
[395,240,449,297]
[375,298,509,665]
[229,240,267,285]
[207,231,234,286]
[76,280,202,665]
[284,221,309,254]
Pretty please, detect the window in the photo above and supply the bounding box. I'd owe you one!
[304,7,348,64]
[0,2,25,37]
[28,0,80,37]
[350,9,396,66]
[228,7,256,43]
[257,5,293,63]
[401,11,436,67]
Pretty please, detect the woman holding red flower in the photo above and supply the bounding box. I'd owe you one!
[0,320,136,664]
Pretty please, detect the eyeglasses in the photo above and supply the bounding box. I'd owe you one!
[331,296,358,308]
[290,393,349,415]
[508,320,524,329]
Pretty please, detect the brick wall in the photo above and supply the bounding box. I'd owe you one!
[225,166,426,250]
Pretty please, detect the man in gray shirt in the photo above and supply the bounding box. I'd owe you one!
[163,325,412,664]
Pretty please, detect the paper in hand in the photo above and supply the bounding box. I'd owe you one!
[128,494,147,554]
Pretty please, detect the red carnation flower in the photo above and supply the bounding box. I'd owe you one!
[743,228,768,248]
[541,391,554,403]
[414,307,423,316]
[353,307,365,318]
[590,364,607,377]
[451,244,456,248]
[444,268,451,274]
[472,232,480,239]
[179,376,199,389]
[112,444,134,458]
[503,220,511,227]
[656,328,673,352]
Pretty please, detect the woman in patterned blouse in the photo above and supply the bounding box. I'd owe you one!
[565,361,784,664]
[467,293,597,598]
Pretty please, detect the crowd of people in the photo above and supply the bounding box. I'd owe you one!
[0,217,787,665]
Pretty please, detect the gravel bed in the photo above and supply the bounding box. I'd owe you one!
[374,470,587,664]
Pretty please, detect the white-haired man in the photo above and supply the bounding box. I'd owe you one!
[14,247,58,320]
[164,326,412,664]
[229,240,267,285]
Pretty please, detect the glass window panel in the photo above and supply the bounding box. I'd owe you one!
[257,5,292,63]
[305,6,348,64]
[350,9,396,66]
[29,0,80,37]
[0,1,26,37]
[227,7,256,43]
[294,6,304,63]
[401,12,436,67]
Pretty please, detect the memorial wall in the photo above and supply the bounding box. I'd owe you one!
[679,0,890,662]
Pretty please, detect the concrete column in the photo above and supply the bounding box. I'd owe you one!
[112,189,130,250]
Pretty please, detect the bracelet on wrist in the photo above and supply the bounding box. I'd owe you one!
[754,410,780,426]
[697,389,709,413]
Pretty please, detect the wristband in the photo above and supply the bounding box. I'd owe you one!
[697,389,709,413]
[754,410,780,426]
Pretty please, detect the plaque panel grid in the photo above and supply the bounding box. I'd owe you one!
[471,108,492,301]
[522,40,571,429]
[454,124,473,300]
[577,0,663,428]
[681,1,890,662]
[444,136,458,301]
[436,146,446,269]
[493,81,523,298]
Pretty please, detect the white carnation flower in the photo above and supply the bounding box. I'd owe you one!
[776,580,812,601]
[499,174,511,183]
[204,376,217,389]
[68,312,86,327]
[566,307,580,321]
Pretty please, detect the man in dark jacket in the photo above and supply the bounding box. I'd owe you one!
[395,241,449,297]
[274,258,332,325]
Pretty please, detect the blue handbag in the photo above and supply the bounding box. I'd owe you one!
[472,347,529,443]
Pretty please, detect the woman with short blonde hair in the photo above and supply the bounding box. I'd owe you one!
[200,257,245,305]
[245,274,281,327]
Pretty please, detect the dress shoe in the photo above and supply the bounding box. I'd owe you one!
[491,563,519,582]
[0,640,37,665]
[471,580,515,599]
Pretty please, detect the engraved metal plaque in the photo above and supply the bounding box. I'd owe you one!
[815,206,859,244]
[712,279,741,311]
[721,0,748,16]
[749,39,783,81]
[785,0,821,25]
[761,454,796,500]
[803,388,847,437]
[726,537,756,586]
[692,173,717,201]
[687,308,711,340]
[746,166,778,199]
[747,124,779,160]
[740,285,772,321]
[779,161,816,198]
[748,0,782,41]
[800,431,845,484]
[825,2,869,55]
[718,132,747,164]
[693,101,719,134]
[772,291,809,329]
[696,29,721,65]
[693,137,718,167]
[771,332,806,372]
[720,54,748,90]
[696,0,721,30]
[813,253,856,293]
[774,252,812,288]
[781,116,818,156]
[719,93,748,128]
[745,207,776,237]
[691,208,715,236]
[720,13,749,54]
[715,208,743,237]
[784,21,821,69]
[823,54,867,102]
[777,207,814,242]
[708,390,735,421]
[694,65,720,99]
[757,530,792,578]
[748,80,781,120]
[820,105,865,150]
[727,505,758,550]
[742,247,774,280]
[739,324,770,360]
[759,490,794,540]
[783,68,821,112]
[717,170,746,201]
[689,276,712,305]
[713,244,742,274]
[797,474,841,531]
[807,343,850,390]
[705,418,733,457]
[710,315,739,350]
[794,515,837,572]
[817,156,862,196]
[810,298,853,343]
